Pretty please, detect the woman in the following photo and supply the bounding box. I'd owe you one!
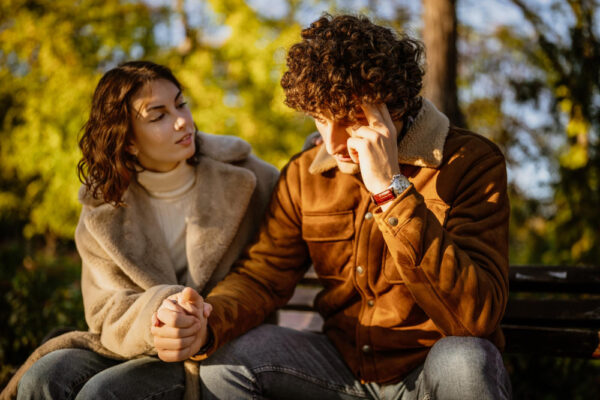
[1,61,278,399]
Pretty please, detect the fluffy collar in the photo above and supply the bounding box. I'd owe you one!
[78,132,256,291]
[308,98,450,175]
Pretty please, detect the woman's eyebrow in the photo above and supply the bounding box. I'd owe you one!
[145,90,183,112]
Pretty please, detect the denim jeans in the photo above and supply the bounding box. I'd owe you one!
[200,325,512,400]
[17,348,184,400]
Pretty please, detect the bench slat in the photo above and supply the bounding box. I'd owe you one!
[504,298,600,328]
[502,325,600,358]
[509,265,600,293]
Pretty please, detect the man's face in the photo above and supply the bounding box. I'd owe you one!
[313,110,369,165]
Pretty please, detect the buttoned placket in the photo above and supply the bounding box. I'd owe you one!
[351,182,380,381]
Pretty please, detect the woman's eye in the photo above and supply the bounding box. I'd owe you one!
[177,102,188,109]
[149,114,165,122]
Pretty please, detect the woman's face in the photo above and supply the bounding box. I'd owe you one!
[129,79,196,172]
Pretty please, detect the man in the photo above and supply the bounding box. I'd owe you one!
[152,14,511,399]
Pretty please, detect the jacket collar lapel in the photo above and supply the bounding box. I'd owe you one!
[184,156,256,290]
[83,184,177,288]
[81,132,257,292]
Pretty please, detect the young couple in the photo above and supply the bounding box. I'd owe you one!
[3,14,511,400]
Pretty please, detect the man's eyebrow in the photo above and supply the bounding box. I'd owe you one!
[145,90,183,112]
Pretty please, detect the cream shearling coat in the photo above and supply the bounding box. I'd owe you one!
[1,132,279,400]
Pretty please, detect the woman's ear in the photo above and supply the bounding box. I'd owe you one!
[127,144,139,156]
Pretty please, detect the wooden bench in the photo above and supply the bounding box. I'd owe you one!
[278,265,600,358]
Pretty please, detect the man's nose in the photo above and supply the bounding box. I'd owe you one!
[326,122,350,151]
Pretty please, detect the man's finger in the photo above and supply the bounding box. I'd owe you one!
[376,103,395,134]
[151,320,200,339]
[156,307,198,328]
[203,302,213,318]
[360,103,386,129]
[346,137,365,164]
[156,348,191,363]
[152,312,163,328]
[154,333,197,351]
[180,287,203,304]
[177,288,204,319]
[160,298,185,313]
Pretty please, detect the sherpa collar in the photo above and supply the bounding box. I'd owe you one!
[308,98,450,175]
[78,132,257,291]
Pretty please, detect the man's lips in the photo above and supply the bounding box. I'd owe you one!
[334,153,354,163]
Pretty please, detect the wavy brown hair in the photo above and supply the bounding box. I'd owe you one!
[77,61,200,207]
[281,14,424,124]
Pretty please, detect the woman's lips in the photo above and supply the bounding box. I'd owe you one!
[176,133,193,145]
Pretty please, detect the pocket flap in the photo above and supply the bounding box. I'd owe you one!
[302,211,354,242]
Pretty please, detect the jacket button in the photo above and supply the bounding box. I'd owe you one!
[367,299,374,307]
[356,266,364,275]
[364,212,373,220]
[361,344,371,353]
[388,217,399,226]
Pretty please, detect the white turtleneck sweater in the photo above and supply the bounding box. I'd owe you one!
[137,161,196,276]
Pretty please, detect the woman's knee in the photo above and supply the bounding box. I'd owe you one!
[18,349,93,400]
[75,356,184,400]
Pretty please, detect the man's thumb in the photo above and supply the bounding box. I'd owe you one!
[181,287,202,305]
[203,302,213,318]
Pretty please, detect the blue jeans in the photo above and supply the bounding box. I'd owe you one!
[17,348,184,400]
[200,325,512,400]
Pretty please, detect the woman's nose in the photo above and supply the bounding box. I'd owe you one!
[174,116,186,130]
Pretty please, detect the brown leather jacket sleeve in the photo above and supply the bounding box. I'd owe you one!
[373,145,509,337]
[203,161,310,355]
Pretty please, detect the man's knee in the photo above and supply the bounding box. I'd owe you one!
[203,324,287,366]
[423,336,511,399]
[200,326,275,391]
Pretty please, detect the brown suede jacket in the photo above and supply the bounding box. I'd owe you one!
[203,99,510,384]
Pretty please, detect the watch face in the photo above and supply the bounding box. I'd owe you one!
[391,175,410,194]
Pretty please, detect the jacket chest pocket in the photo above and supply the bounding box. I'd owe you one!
[302,211,354,279]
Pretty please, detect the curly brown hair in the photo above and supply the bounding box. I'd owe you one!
[281,14,424,124]
[77,61,200,207]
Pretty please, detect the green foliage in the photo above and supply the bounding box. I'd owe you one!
[0,0,162,239]
[462,0,600,266]
[504,354,600,399]
[168,0,314,167]
[0,242,85,389]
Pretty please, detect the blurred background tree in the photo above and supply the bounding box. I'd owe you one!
[1,0,598,397]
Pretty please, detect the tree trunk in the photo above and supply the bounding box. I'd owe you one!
[422,0,464,127]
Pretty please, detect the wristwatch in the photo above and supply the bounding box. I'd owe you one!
[371,174,411,206]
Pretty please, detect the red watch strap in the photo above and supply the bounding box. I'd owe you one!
[371,188,396,205]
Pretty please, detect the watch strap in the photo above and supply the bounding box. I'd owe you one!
[371,189,396,205]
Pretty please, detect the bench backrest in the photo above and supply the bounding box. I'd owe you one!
[279,265,600,358]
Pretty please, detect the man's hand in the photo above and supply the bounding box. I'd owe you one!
[151,287,212,362]
[347,103,401,194]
